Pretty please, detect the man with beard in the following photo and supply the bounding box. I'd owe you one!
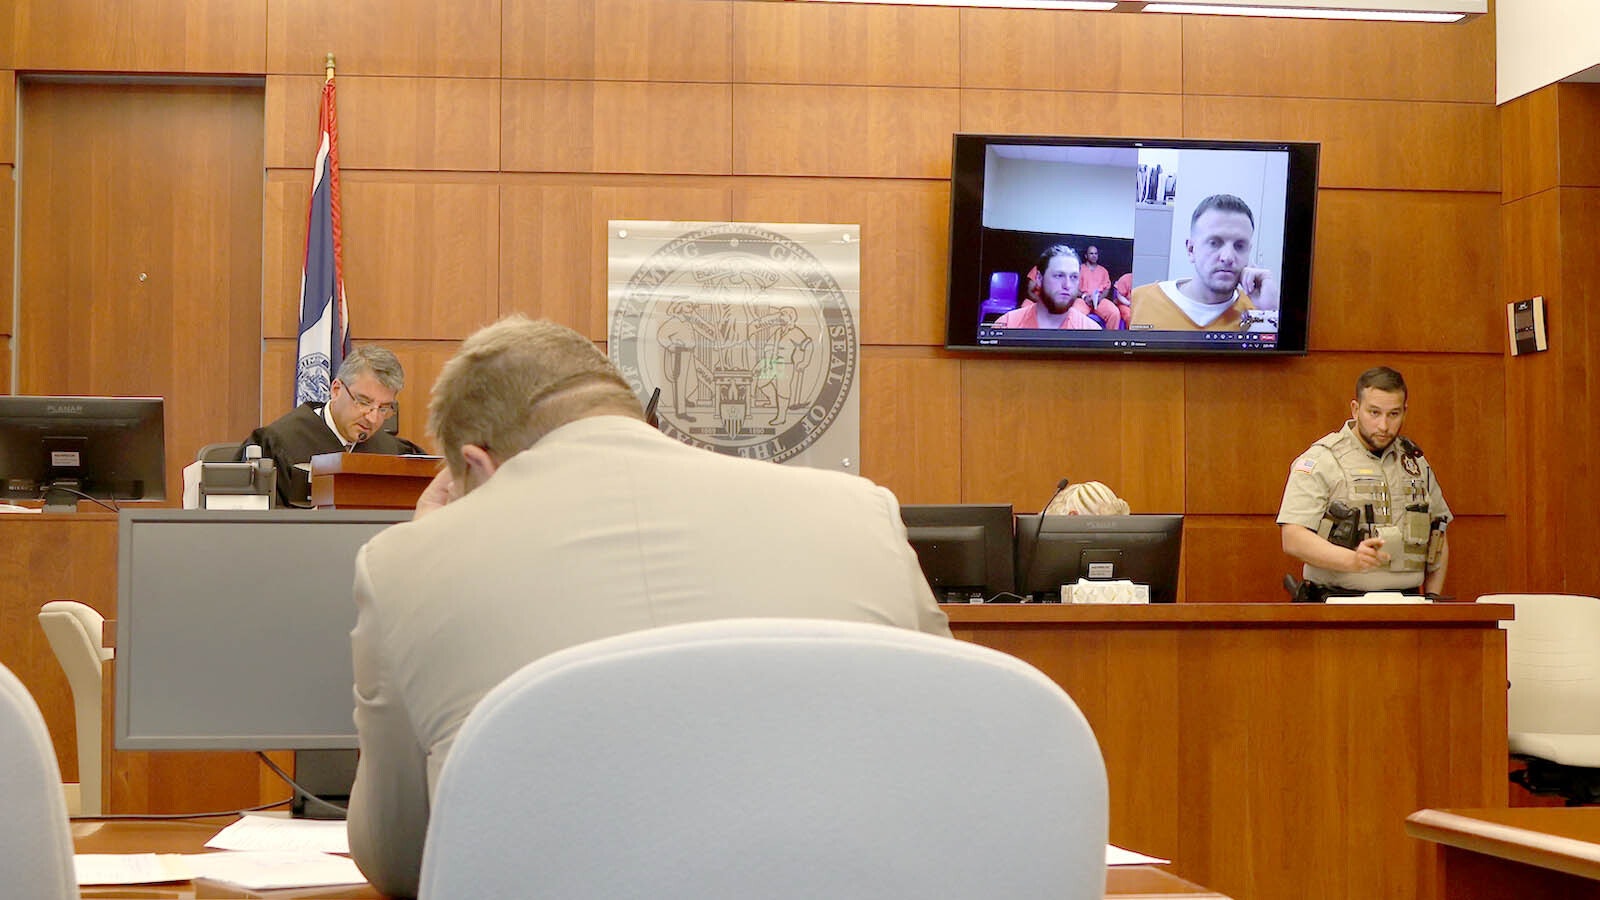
[1129,194,1279,331]
[1277,367,1451,596]
[992,245,1100,330]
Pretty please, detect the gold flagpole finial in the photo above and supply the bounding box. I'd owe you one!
[325,53,336,82]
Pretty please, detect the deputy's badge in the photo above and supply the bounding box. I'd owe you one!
[1292,456,1316,475]
[1402,454,1420,476]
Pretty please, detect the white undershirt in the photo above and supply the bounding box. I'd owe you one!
[1157,279,1240,328]
[320,404,355,450]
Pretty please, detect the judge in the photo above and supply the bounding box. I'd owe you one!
[241,346,410,507]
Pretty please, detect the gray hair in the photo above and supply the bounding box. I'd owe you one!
[336,345,405,393]
[428,316,641,474]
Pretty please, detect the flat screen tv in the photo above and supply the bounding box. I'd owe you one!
[946,134,1319,355]
[0,395,166,506]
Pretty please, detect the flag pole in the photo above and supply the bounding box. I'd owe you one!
[325,52,336,83]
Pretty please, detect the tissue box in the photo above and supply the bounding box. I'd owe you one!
[1063,580,1149,604]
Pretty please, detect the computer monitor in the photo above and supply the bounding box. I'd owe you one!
[1014,514,1183,603]
[0,396,166,506]
[900,504,1015,602]
[114,509,409,751]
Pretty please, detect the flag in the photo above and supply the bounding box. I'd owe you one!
[294,76,350,406]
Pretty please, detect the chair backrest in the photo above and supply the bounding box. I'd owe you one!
[1479,593,1600,735]
[0,661,78,899]
[39,599,111,816]
[196,441,242,463]
[419,618,1108,900]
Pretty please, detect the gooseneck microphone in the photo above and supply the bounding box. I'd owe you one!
[1020,478,1070,601]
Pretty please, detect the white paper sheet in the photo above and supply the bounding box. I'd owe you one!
[74,853,192,886]
[204,814,350,854]
[1106,843,1172,866]
[185,850,367,890]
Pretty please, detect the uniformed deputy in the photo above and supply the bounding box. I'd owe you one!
[1277,367,1451,595]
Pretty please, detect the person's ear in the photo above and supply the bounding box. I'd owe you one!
[460,444,499,487]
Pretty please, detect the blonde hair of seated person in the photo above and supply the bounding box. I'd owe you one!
[1044,481,1131,516]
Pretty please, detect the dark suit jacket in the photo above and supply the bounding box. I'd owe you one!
[241,403,406,508]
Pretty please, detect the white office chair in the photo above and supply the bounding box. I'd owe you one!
[419,618,1109,900]
[1479,593,1600,804]
[0,661,79,899]
[38,600,114,816]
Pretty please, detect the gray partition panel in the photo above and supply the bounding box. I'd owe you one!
[115,509,409,751]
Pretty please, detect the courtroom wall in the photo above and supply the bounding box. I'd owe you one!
[2,0,1508,601]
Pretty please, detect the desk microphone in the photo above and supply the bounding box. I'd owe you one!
[1020,478,1070,601]
[643,387,662,429]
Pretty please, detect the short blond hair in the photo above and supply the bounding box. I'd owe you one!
[428,316,641,473]
[1044,481,1131,516]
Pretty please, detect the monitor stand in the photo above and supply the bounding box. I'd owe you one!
[291,749,357,820]
[43,479,82,513]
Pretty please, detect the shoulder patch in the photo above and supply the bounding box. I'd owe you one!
[1292,456,1316,475]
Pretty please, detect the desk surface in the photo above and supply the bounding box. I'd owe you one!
[1406,807,1600,881]
[73,818,1231,899]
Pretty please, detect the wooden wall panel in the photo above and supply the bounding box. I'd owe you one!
[262,338,460,447]
[499,179,732,339]
[502,80,733,175]
[1181,15,1494,104]
[0,340,9,395]
[17,83,262,489]
[731,179,949,347]
[1309,190,1501,353]
[1558,84,1600,188]
[263,173,500,341]
[264,75,500,171]
[1552,188,1600,596]
[502,0,732,82]
[10,0,267,73]
[0,167,12,334]
[1500,87,1559,203]
[733,85,958,179]
[957,9,1183,94]
[1184,96,1499,193]
[1184,353,1505,516]
[1180,515,1508,604]
[960,358,1186,514]
[0,73,13,164]
[267,0,500,76]
[733,3,959,88]
[958,89,1185,140]
[858,350,962,503]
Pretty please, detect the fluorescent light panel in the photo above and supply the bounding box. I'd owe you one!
[1141,3,1462,21]
[810,0,1117,8]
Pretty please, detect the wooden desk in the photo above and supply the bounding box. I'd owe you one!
[947,602,1512,900]
[1406,807,1600,898]
[309,453,438,509]
[72,818,1230,899]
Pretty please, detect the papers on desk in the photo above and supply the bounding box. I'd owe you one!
[1326,592,1431,605]
[1107,843,1171,866]
[205,813,351,854]
[75,851,365,890]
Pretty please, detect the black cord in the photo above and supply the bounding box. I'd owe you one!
[1018,478,1070,601]
[40,484,120,512]
[71,797,293,821]
[255,751,350,817]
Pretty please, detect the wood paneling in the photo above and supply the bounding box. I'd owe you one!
[0,73,13,164]
[1184,353,1505,516]
[502,80,733,175]
[265,75,500,171]
[264,173,500,341]
[731,178,949,347]
[858,349,961,503]
[957,9,1183,94]
[502,0,733,82]
[10,0,266,74]
[1181,15,1494,104]
[0,166,12,332]
[1184,96,1499,193]
[1558,84,1600,189]
[959,358,1186,515]
[1552,188,1600,596]
[733,3,959,88]
[267,0,500,76]
[1500,87,1559,203]
[1310,190,1501,352]
[0,339,9,395]
[499,179,732,339]
[17,83,262,492]
[734,85,958,179]
[1182,514,1508,605]
[957,89,1185,141]
[263,338,460,447]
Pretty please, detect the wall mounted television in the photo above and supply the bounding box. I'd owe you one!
[946,134,1320,355]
